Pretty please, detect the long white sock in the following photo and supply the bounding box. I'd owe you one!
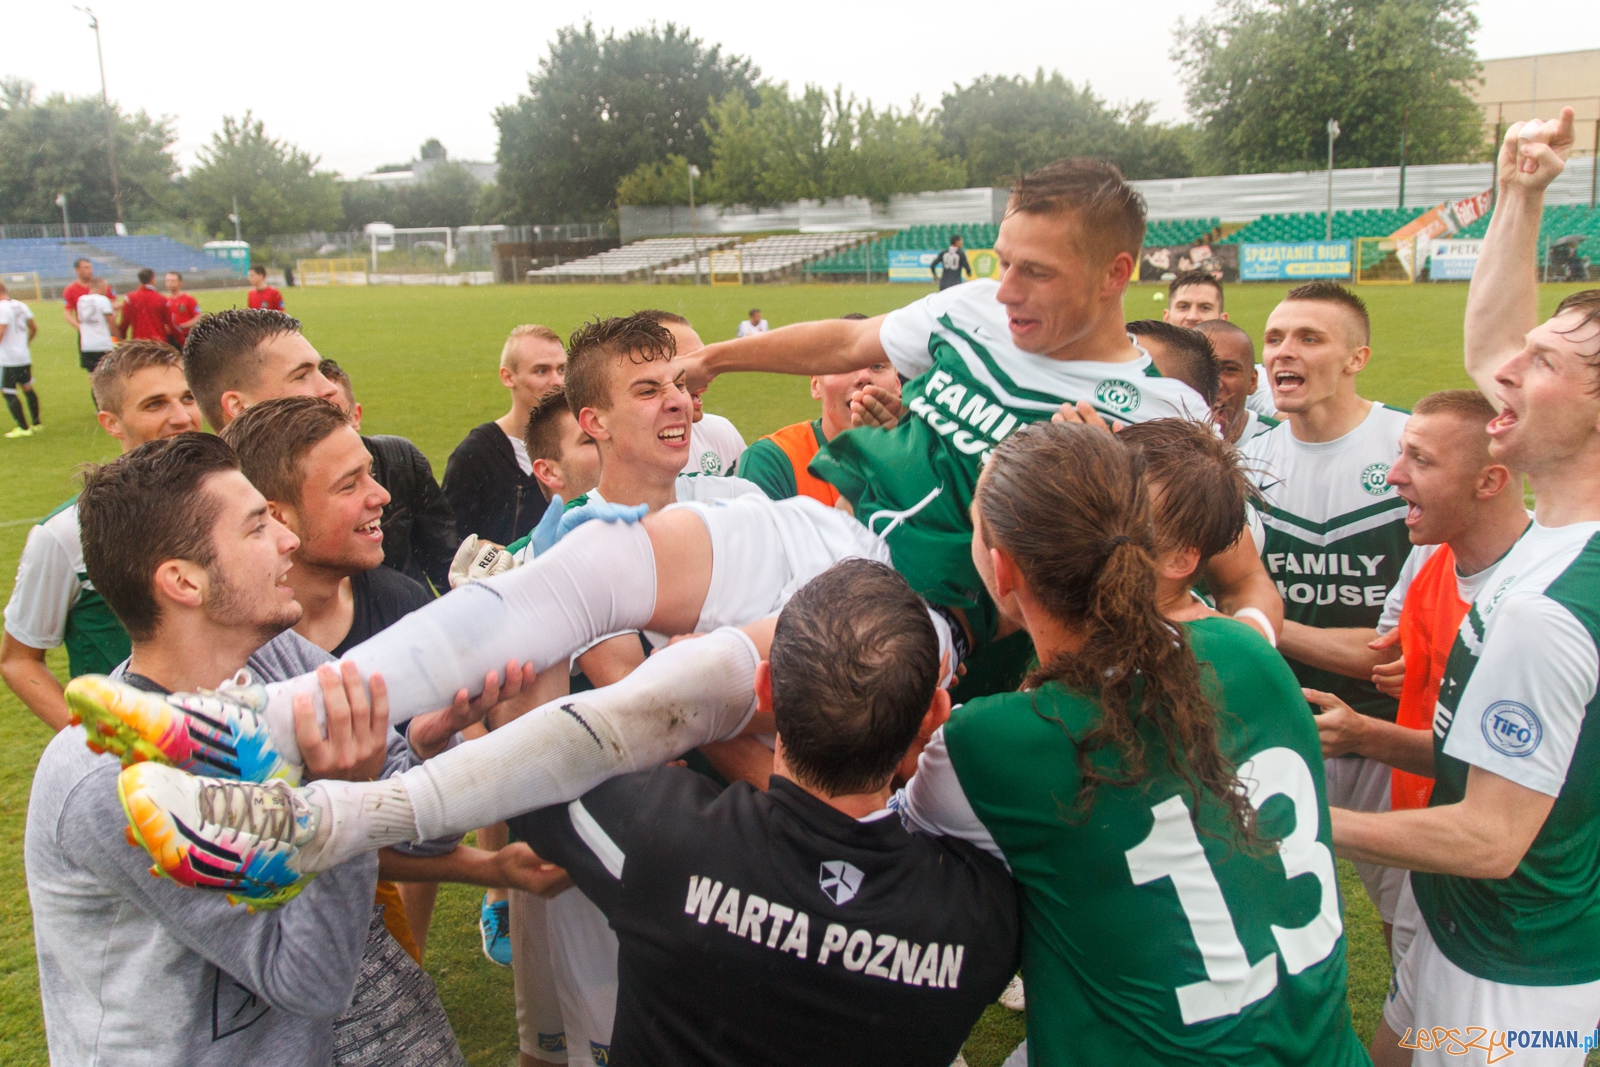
[259,520,659,764]
[301,626,761,871]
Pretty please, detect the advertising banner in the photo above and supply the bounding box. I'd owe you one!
[1239,240,1352,281]
[1429,240,1483,281]
[888,249,938,283]
[1388,188,1493,277]
[967,248,1002,281]
[1139,242,1239,283]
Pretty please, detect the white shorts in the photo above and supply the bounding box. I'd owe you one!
[672,494,891,632]
[511,888,568,1063]
[546,887,618,1067]
[1324,755,1406,923]
[1385,879,1600,1066]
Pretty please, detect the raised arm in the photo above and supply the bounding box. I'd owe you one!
[685,315,889,390]
[1464,108,1576,399]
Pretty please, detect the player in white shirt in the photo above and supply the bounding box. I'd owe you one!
[1197,319,1278,445]
[74,279,117,373]
[0,282,40,437]
[735,307,769,339]
[637,310,747,477]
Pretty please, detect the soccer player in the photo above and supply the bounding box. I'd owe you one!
[1332,108,1600,1065]
[118,267,175,342]
[0,280,40,437]
[1161,268,1227,328]
[1243,281,1413,934]
[1199,319,1278,444]
[898,421,1365,1064]
[247,265,285,311]
[443,324,564,546]
[74,278,117,376]
[181,307,342,430]
[164,271,201,349]
[932,233,972,290]
[739,337,902,506]
[735,307,769,338]
[524,387,600,507]
[322,359,458,591]
[1124,319,1220,407]
[62,257,113,365]
[2,342,201,730]
[638,310,747,477]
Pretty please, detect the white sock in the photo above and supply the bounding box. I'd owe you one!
[300,626,761,870]
[259,520,659,765]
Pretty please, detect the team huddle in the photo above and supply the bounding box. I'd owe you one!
[13,109,1600,1067]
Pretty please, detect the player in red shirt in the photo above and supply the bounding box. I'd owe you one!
[118,268,176,342]
[62,258,115,356]
[164,271,201,349]
[246,265,284,311]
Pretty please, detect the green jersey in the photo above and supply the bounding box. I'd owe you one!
[3,498,130,677]
[899,618,1364,1065]
[811,280,1209,644]
[1244,402,1411,720]
[1413,521,1600,985]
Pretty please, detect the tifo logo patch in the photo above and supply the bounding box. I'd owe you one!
[1481,700,1542,758]
[1094,379,1141,414]
[819,860,865,905]
[1360,462,1391,496]
[699,451,722,475]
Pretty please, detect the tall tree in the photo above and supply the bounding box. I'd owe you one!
[185,113,343,238]
[495,22,759,221]
[0,78,179,224]
[939,72,1197,184]
[1173,0,1484,173]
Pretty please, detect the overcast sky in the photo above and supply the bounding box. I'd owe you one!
[8,0,1597,179]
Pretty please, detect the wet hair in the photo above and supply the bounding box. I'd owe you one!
[975,421,1259,843]
[563,315,676,416]
[1412,388,1497,427]
[78,433,240,642]
[318,358,354,404]
[524,387,577,465]
[1168,270,1224,308]
[634,309,690,327]
[769,559,939,795]
[1117,418,1251,568]
[1006,159,1146,266]
[219,396,351,508]
[181,307,305,430]
[1283,281,1371,346]
[1195,319,1255,363]
[92,340,183,415]
[1127,319,1220,406]
[1552,289,1600,390]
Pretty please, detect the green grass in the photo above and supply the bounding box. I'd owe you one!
[1,279,1593,1066]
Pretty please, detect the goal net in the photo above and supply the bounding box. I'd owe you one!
[709,247,744,286]
[1355,237,1412,285]
[297,259,369,286]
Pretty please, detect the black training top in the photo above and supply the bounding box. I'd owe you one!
[510,769,1018,1067]
[334,566,434,658]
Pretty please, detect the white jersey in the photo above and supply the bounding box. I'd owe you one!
[0,299,34,366]
[76,293,115,352]
[1246,367,1276,416]
[1244,401,1412,718]
[6,502,91,651]
[1375,538,1521,635]
[735,319,769,338]
[683,413,746,477]
[1236,409,1278,446]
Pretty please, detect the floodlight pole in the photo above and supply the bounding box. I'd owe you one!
[55,193,70,239]
[1325,119,1341,241]
[230,195,242,242]
[78,8,124,230]
[1398,107,1409,209]
[688,163,701,286]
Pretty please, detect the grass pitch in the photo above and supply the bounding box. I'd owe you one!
[1,279,1592,1065]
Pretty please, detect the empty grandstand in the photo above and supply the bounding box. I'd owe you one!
[655,233,874,283]
[1219,208,1427,244]
[1450,203,1598,280]
[0,235,240,297]
[526,237,737,283]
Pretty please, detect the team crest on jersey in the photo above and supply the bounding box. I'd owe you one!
[1481,700,1542,757]
[699,451,722,475]
[1360,462,1391,496]
[1094,379,1141,414]
[819,860,864,905]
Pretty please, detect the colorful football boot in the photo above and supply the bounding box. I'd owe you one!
[118,762,319,910]
[66,670,299,784]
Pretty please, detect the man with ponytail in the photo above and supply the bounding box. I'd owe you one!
[899,422,1366,1065]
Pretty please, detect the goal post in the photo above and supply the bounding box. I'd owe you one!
[709,247,743,286]
[4,271,41,301]
[297,258,369,286]
[1355,237,1413,285]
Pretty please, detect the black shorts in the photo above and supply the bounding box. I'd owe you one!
[80,350,110,373]
[1,365,32,390]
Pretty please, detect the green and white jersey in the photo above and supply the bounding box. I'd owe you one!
[2,498,131,677]
[507,475,763,562]
[1413,521,1600,986]
[897,619,1364,1065]
[1244,402,1411,720]
[811,279,1209,642]
[1237,409,1279,446]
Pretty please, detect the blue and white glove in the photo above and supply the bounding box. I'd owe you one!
[530,495,650,556]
